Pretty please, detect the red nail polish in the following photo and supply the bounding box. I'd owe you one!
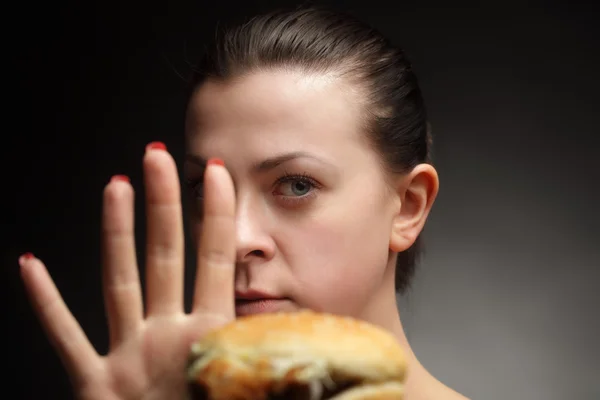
[111,175,130,183]
[207,158,225,167]
[146,141,167,151]
[22,252,34,260]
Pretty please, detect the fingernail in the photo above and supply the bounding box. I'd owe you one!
[146,141,167,152]
[207,158,225,167]
[20,252,35,266]
[111,174,130,183]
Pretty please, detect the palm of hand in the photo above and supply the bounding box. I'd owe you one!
[21,146,235,400]
[79,314,223,400]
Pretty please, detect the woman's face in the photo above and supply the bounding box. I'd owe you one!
[184,70,401,319]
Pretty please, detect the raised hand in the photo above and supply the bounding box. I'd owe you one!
[20,143,235,400]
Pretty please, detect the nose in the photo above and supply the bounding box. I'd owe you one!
[235,196,275,263]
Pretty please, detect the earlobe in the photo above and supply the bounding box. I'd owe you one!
[389,164,439,253]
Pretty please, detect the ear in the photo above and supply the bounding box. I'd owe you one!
[389,164,439,253]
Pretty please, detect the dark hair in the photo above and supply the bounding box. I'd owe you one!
[186,5,432,293]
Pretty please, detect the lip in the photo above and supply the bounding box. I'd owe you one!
[234,289,282,300]
[234,290,289,316]
[235,298,290,316]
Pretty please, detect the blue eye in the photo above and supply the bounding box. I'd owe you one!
[186,179,204,200]
[274,172,321,206]
[282,179,312,196]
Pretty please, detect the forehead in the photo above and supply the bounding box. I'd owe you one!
[185,69,367,156]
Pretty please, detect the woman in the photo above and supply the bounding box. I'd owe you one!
[20,5,468,400]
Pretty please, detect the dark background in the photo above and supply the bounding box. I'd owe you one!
[6,1,599,399]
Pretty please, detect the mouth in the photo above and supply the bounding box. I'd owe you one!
[234,290,290,316]
[234,298,290,316]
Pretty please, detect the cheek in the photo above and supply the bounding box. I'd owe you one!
[282,196,392,313]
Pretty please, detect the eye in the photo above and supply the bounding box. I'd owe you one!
[185,178,204,200]
[279,178,313,197]
[273,172,321,206]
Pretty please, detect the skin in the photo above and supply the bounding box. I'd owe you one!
[20,69,467,399]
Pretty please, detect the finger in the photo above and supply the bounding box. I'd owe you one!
[192,159,236,319]
[20,254,101,387]
[143,142,185,316]
[102,175,143,347]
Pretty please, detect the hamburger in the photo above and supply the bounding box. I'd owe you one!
[187,310,407,400]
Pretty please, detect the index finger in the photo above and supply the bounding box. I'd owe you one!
[192,159,236,319]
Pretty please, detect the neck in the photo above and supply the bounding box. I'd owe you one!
[358,267,468,400]
[357,262,416,356]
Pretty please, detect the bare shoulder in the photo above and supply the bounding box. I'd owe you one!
[425,381,470,400]
[441,387,470,400]
[406,372,470,400]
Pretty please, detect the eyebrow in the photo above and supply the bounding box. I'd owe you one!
[185,152,330,172]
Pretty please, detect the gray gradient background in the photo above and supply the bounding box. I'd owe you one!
[6,1,599,399]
